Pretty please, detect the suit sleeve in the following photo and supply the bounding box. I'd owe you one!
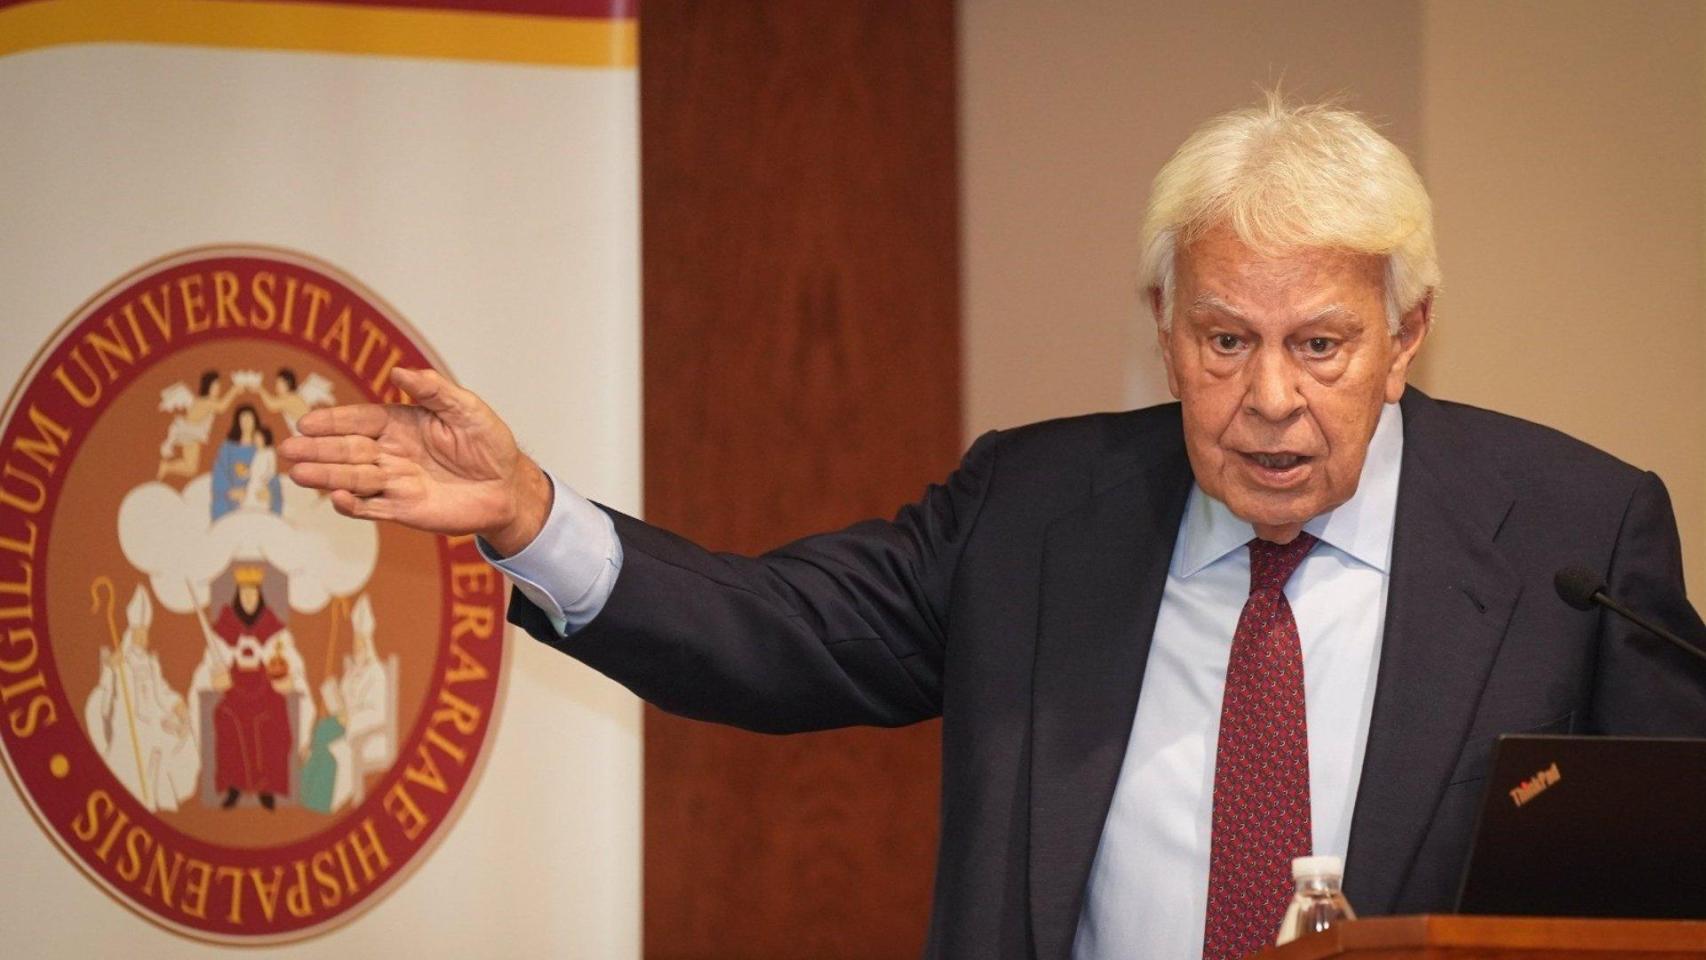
[507,430,1003,734]
[1586,470,1706,735]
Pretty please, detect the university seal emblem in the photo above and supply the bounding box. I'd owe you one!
[0,246,507,942]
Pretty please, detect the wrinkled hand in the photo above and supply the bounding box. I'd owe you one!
[280,368,551,554]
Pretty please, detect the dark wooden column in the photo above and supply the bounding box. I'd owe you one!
[639,2,960,957]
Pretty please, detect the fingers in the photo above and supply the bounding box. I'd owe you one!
[392,367,490,428]
[278,434,380,465]
[329,490,393,521]
[391,367,464,415]
[295,403,389,439]
[293,370,484,441]
[294,369,469,435]
[289,461,388,497]
[281,434,384,496]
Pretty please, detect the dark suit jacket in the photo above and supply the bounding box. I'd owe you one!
[509,387,1706,959]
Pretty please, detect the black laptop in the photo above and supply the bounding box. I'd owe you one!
[1455,735,1706,919]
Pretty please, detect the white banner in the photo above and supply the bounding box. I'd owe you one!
[0,3,640,955]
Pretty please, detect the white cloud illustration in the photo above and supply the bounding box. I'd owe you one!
[116,477,378,615]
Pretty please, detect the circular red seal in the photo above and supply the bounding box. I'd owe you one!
[0,247,507,943]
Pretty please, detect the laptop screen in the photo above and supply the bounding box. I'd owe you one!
[1455,735,1706,919]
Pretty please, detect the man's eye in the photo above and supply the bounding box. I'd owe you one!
[1212,334,1243,352]
[1303,337,1336,356]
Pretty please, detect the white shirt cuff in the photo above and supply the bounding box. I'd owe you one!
[477,472,623,637]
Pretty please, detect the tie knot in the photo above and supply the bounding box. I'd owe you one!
[1247,532,1318,593]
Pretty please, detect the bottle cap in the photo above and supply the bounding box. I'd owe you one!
[1291,855,1344,880]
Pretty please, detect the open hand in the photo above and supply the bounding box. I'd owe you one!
[280,368,551,554]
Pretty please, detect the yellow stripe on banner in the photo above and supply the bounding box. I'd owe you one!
[0,0,636,68]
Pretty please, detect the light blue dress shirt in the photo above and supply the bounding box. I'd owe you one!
[1072,400,1402,959]
[478,473,622,636]
[487,402,1405,960]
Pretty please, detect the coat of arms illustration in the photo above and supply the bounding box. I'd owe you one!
[0,246,507,943]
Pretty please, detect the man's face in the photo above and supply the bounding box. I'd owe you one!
[1156,224,1427,542]
[238,583,261,615]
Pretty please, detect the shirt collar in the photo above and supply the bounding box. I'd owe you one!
[1173,400,1405,578]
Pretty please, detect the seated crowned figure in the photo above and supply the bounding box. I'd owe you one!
[207,565,307,810]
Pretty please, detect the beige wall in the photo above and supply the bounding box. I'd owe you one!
[962,0,1706,586]
[1416,0,1706,588]
[961,0,1424,430]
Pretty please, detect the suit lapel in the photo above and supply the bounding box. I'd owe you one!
[1343,389,1521,912]
[1028,422,1192,960]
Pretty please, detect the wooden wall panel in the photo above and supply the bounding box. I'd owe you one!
[639,2,960,957]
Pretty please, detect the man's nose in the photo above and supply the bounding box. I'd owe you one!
[1244,347,1304,422]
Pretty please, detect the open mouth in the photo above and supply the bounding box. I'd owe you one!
[1239,451,1313,485]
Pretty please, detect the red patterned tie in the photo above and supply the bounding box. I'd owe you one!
[1203,533,1318,960]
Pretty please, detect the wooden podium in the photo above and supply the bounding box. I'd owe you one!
[1254,915,1706,958]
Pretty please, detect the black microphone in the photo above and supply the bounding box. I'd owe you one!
[1553,565,1706,667]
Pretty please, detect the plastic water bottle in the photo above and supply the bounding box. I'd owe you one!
[1275,855,1356,946]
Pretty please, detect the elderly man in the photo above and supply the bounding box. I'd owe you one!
[283,97,1706,960]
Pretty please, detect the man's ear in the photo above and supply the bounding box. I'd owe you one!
[1150,287,1182,399]
[1383,292,1432,403]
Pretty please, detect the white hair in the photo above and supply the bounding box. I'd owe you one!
[1138,93,1440,332]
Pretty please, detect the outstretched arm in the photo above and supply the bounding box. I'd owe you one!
[282,368,998,733]
[534,429,997,732]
